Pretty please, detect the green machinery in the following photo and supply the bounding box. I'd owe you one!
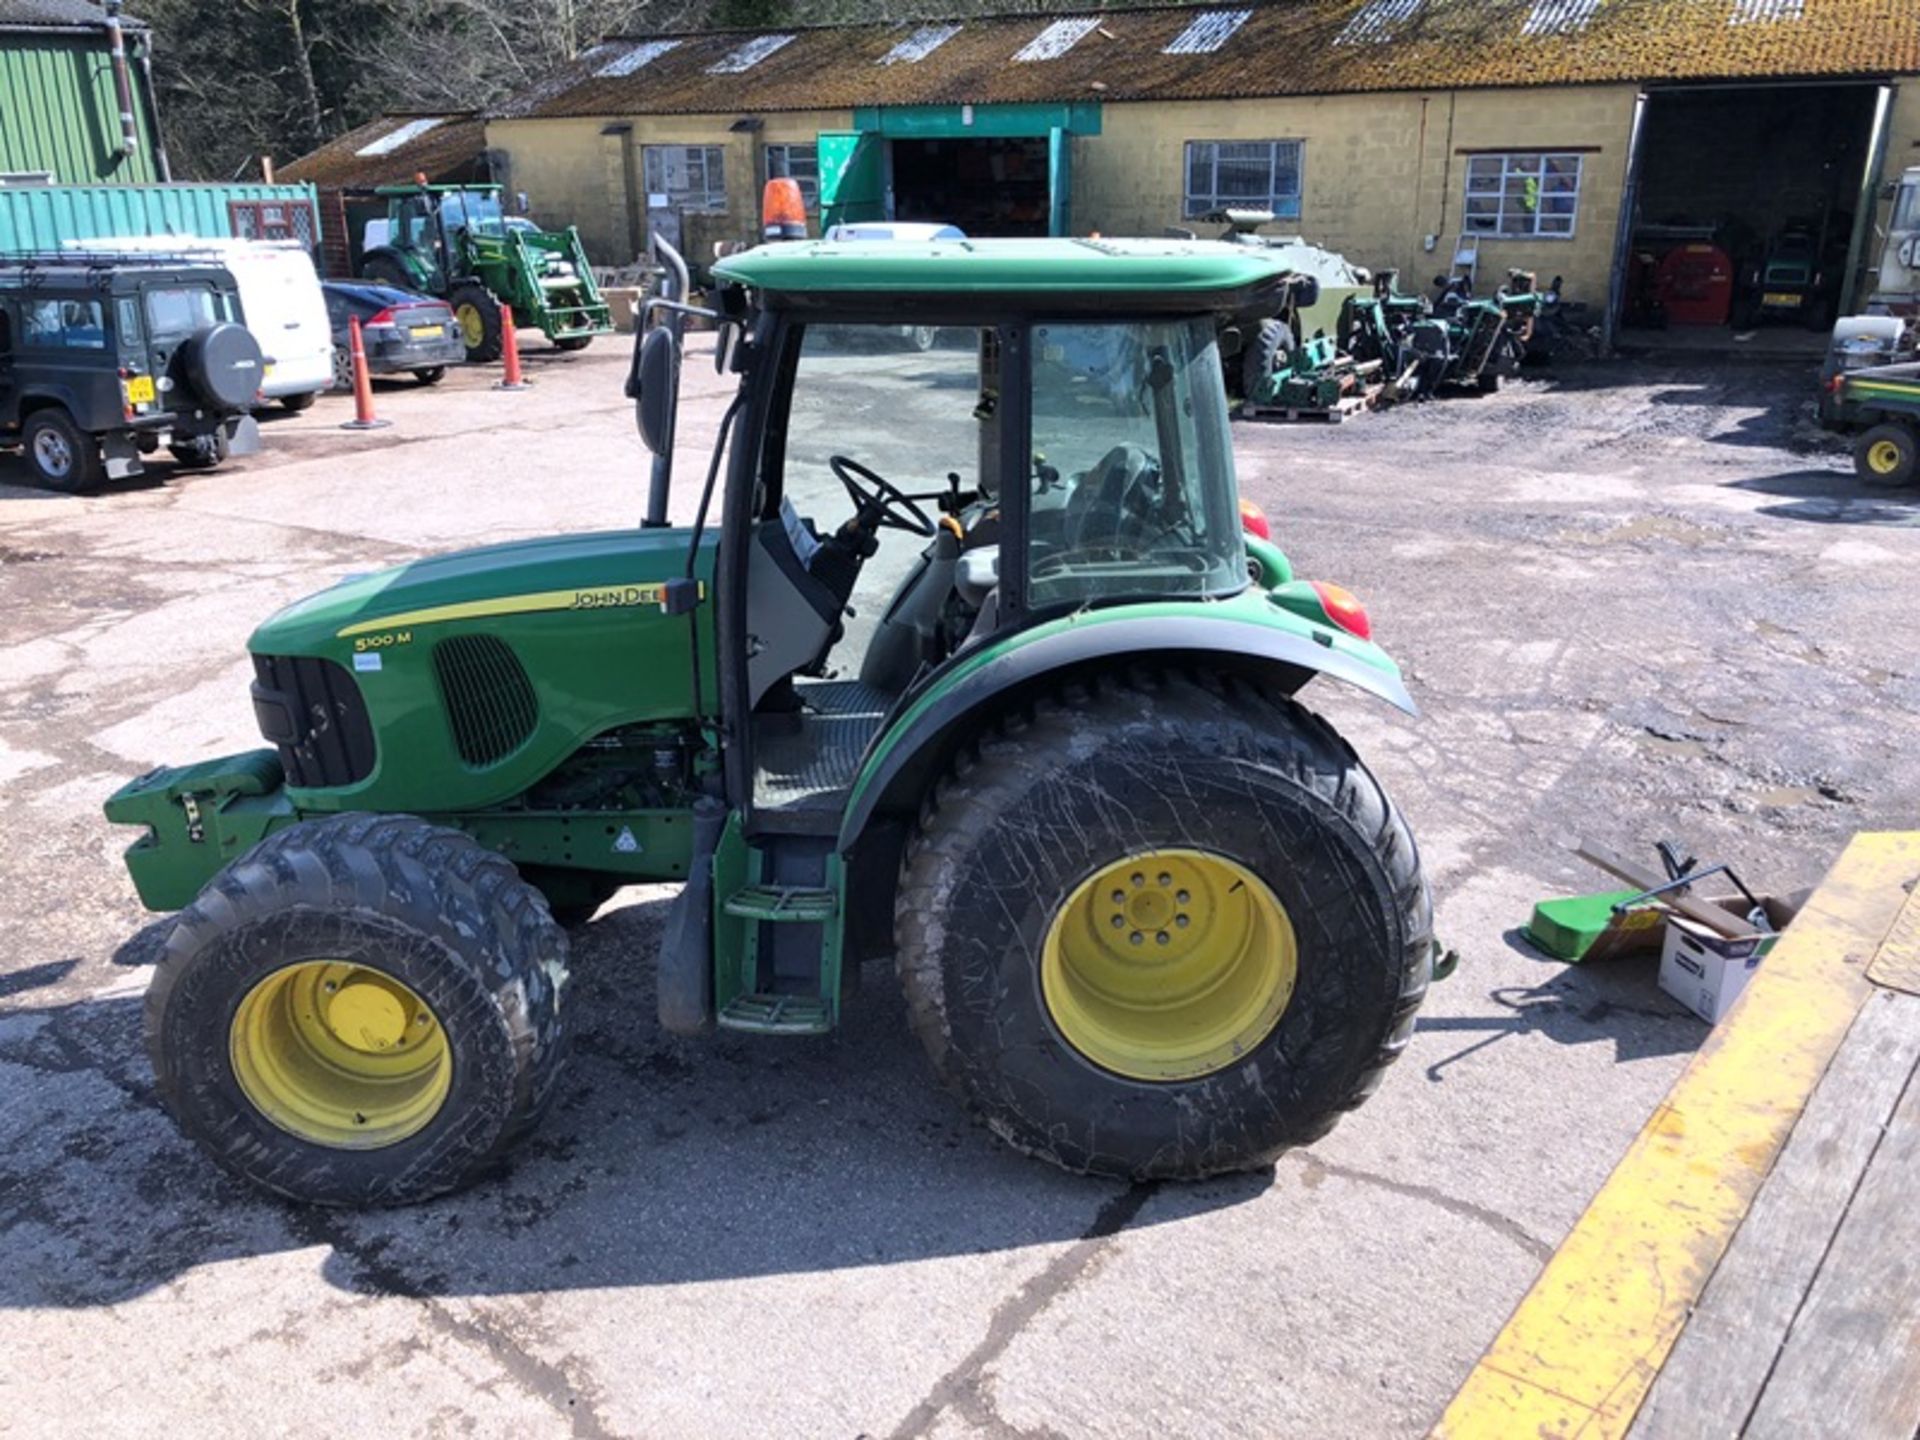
[1820,358,1920,485]
[359,182,612,362]
[105,236,1438,1206]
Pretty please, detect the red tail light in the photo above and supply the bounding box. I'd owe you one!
[1239,498,1271,541]
[365,306,396,328]
[1310,580,1372,640]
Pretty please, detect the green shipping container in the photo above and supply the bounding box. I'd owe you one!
[0,182,323,254]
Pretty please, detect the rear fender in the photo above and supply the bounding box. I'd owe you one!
[837,609,1415,855]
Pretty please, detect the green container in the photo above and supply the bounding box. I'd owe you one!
[1525,889,1664,963]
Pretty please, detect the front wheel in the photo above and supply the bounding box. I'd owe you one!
[553,335,593,353]
[895,672,1432,1180]
[280,390,319,412]
[412,366,447,385]
[1855,422,1917,487]
[146,814,571,1205]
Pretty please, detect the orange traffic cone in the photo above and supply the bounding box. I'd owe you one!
[494,304,530,391]
[339,315,390,431]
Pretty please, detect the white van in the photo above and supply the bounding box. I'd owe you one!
[70,236,334,410]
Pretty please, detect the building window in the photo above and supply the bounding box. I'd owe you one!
[228,199,317,248]
[1464,153,1583,238]
[644,145,728,213]
[765,143,819,211]
[1183,140,1302,220]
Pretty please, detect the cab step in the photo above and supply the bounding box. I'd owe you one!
[723,884,837,923]
[716,993,833,1035]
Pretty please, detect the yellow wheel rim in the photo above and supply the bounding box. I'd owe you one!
[1867,438,1904,475]
[456,302,485,350]
[230,961,452,1149]
[1041,849,1297,1082]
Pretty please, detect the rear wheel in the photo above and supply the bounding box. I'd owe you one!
[452,284,503,362]
[1241,318,1295,402]
[280,390,319,412]
[895,671,1432,1180]
[412,367,447,385]
[359,255,414,292]
[22,408,103,494]
[1855,423,1917,487]
[146,813,571,1206]
[331,346,356,392]
[168,430,229,469]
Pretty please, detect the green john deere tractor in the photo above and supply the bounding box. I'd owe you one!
[105,235,1438,1206]
[359,182,612,361]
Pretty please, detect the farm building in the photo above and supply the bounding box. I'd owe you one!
[277,111,491,276]
[469,0,1920,346]
[0,0,166,184]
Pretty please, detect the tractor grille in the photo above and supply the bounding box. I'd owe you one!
[250,654,376,790]
[432,634,538,768]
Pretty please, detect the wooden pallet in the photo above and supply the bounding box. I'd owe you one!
[1244,391,1370,424]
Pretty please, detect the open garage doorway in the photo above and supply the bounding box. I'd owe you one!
[1619,83,1885,355]
[891,136,1051,237]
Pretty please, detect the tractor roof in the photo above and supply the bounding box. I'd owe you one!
[710,238,1298,312]
[371,182,501,196]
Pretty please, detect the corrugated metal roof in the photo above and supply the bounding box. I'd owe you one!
[279,112,487,190]
[0,0,142,29]
[492,0,1920,120]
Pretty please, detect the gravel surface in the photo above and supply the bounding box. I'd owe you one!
[1,341,1914,1439]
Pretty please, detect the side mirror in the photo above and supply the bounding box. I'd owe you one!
[1293,274,1321,310]
[635,325,680,456]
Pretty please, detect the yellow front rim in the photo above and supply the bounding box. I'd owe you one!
[230,961,452,1149]
[457,303,485,349]
[1041,849,1297,1082]
[1867,439,1903,475]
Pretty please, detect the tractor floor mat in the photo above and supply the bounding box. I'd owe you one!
[753,678,894,812]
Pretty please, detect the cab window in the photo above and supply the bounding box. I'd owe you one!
[1025,317,1245,605]
[22,298,107,350]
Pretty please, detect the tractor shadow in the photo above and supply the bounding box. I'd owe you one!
[0,901,1262,1311]
[1413,929,1701,1084]
[1724,468,1920,527]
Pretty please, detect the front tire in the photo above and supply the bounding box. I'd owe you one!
[895,672,1431,1180]
[280,390,319,412]
[146,814,571,1206]
[553,335,593,353]
[451,283,503,362]
[412,366,447,385]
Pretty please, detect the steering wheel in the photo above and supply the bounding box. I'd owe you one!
[830,455,936,537]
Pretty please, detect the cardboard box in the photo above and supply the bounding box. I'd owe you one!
[1657,897,1796,1024]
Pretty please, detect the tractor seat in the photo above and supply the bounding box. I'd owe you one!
[746,519,845,708]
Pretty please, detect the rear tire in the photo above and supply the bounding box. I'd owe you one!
[412,367,447,385]
[168,430,229,469]
[21,408,103,494]
[280,390,319,412]
[1241,318,1295,402]
[895,671,1431,1181]
[146,814,571,1206]
[1855,422,1918,487]
[452,283,503,362]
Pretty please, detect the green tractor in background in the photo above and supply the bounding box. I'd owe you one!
[105,235,1437,1206]
[359,182,613,362]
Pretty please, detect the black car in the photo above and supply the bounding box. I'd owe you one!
[0,254,264,493]
[322,281,465,389]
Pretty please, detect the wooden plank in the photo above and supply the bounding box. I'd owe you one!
[1630,990,1920,1439]
[1433,831,1920,1440]
[1865,882,1920,997]
[1574,842,1762,939]
[1743,989,1920,1440]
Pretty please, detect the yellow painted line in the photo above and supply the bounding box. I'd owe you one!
[336,582,697,638]
[1433,831,1920,1440]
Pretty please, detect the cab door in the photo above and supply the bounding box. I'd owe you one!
[0,301,16,426]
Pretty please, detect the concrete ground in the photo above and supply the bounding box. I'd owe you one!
[2,338,1916,1439]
